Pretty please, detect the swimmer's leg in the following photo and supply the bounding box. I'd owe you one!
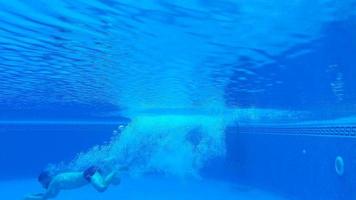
[90,172,118,192]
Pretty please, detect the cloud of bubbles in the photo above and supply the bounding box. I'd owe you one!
[66,114,230,178]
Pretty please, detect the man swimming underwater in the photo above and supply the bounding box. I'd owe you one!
[24,166,125,200]
[24,125,128,200]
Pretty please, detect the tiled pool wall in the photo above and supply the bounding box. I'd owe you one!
[221,125,356,200]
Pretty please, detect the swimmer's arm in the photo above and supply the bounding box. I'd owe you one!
[27,182,60,200]
[23,193,45,200]
[24,185,59,200]
[41,182,60,199]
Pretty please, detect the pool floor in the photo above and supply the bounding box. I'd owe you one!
[0,177,289,200]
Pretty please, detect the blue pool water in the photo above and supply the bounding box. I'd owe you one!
[0,1,356,200]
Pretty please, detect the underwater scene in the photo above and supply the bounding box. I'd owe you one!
[0,0,356,200]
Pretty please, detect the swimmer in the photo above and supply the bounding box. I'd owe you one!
[24,166,127,200]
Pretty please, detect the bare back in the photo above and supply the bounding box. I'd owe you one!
[50,172,88,190]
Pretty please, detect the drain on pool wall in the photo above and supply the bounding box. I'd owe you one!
[335,156,344,176]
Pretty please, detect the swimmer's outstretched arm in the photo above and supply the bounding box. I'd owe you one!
[24,183,59,200]
[23,193,45,200]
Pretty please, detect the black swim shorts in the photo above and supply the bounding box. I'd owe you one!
[83,166,102,182]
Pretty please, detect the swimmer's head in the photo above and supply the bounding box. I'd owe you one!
[38,171,53,189]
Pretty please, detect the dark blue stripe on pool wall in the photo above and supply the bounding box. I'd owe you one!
[237,126,356,137]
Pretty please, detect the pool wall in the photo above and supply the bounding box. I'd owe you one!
[221,125,356,200]
[0,124,115,179]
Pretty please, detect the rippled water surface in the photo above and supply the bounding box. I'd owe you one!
[0,0,355,121]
